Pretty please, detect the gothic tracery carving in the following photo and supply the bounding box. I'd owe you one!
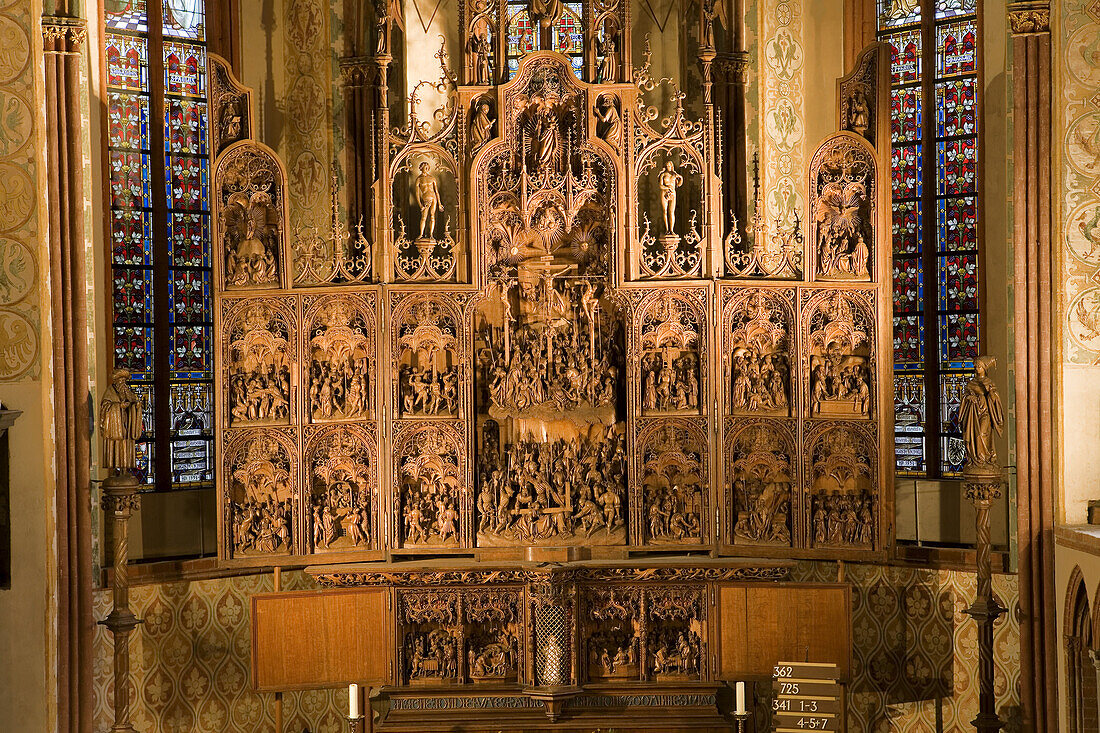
[214,142,287,289]
[223,298,296,427]
[809,133,877,281]
[803,289,876,418]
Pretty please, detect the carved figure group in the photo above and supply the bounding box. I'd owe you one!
[732,477,791,544]
[400,365,459,416]
[232,497,293,553]
[650,629,699,677]
[223,190,280,286]
[729,349,789,413]
[229,364,291,423]
[476,429,626,543]
[588,628,638,678]
[641,352,699,413]
[406,629,459,681]
[809,350,871,415]
[467,630,518,679]
[311,493,372,549]
[812,492,874,548]
[309,357,370,420]
[814,179,870,278]
[404,491,461,545]
[645,482,701,542]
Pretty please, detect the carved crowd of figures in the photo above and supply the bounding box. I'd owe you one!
[729,350,788,413]
[477,429,627,543]
[232,497,293,554]
[812,492,875,548]
[229,364,292,423]
[309,357,371,420]
[208,49,891,564]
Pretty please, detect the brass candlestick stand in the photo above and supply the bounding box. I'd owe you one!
[732,711,749,732]
[958,355,1005,733]
[96,369,145,732]
[345,715,364,733]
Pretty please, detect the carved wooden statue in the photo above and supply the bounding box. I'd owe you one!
[959,355,1005,471]
[99,368,144,475]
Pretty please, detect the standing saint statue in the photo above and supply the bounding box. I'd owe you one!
[415,161,441,240]
[534,106,558,173]
[595,97,622,149]
[957,354,1004,470]
[470,25,492,85]
[471,101,495,149]
[597,28,619,83]
[99,368,145,475]
[658,161,683,236]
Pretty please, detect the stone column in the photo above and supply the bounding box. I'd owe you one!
[1007,3,1058,730]
[42,13,94,733]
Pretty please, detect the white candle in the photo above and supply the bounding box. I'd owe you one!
[734,681,746,715]
[349,683,360,719]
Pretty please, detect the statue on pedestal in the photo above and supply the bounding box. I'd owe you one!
[958,354,1005,472]
[99,368,144,477]
[658,161,683,240]
[416,161,441,241]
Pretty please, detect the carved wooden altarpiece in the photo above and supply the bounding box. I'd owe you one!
[209,15,891,728]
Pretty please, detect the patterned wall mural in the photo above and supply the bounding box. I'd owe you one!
[93,564,1020,732]
[758,0,803,229]
[0,0,42,381]
[1062,0,1100,363]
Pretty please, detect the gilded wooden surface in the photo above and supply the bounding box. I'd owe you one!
[210,41,893,570]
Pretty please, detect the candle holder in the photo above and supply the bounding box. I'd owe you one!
[345,715,364,733]
[732,711,749,733]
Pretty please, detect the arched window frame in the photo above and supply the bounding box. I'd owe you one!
[876,0,984,479]
[101,0,217,556]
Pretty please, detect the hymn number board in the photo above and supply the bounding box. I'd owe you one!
[771,662,842,732]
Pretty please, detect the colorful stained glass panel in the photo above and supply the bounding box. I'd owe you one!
[169,270,211,323]
[163,0,206,41]
[108,93,150,151]
[113,268,154,324]
[935,0,976,19]
[105,0,148,32]
[879,0,921,29]
[109,151,152,208]
[938,253,978,312]
[894,373,926,475]
[936,196,976,252]
[890,87,922,144]
[885,28,922,84]
[936,78,976,137]
[170,324,212,377]
[893,315,924,365]
[166,155,208,210]
[163,41,207,96]
[893,257,923,313]
[936,19,976,77]
[892,201,922,255]
[166,98,208,155]
[168,213,210,267]
[936,138,976,195]
[111,210,153,266]
[106,34,149,91]
[114,325,155,376]
[939,312,978,368]
[891,144,922,200]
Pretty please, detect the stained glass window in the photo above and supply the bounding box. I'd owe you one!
[106,0,214,491]
[506,0,586,78]
[879,0,979,477]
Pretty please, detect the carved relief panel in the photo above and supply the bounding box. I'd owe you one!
[302,291,378,423]
[804,422,878,551]
[390,291,469,419]
[221,296,297,428]
[208,54,253,157]
[222,428,299,561]
[399,590,462,685]
[392,420,470,550]
[635,419,709,547]
[581,587,641,682]
[808,133,878,282]
[724,419,796,550]
[474,55,619,287]
[645,585,705,681]
[632,289,708,418]
[303,423,380,556]
[721,288,794,418]
[802,289,876,420]
[212,141,289,290]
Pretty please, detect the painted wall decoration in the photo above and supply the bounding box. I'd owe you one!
[1062,0,1100,363]
[758,0,804,231]
[0,1,41,381]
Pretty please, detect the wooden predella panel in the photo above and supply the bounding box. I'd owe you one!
[252,587,391,691]
[715,583,851,680]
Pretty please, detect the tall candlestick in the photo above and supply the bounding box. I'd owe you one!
[349,683,360,719]
[734,680,746,715]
